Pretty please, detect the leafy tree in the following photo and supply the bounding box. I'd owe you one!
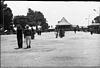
[0,1,4,27]
[27,8,49,30]
[13,8,49,30]
[34,11,44,22]
[94,16,100,23]
[27,8,35,22]
[1,2,13,31]
[13,15,28,29]
[41,23,49,30]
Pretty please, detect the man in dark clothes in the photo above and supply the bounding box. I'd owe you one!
[55,28,59,38]
[16,24,23,49]
[59,29,65,38]
[37,29,41,35]
[31,27,35,39]
[74,27,77,34]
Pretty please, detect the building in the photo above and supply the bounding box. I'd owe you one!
[55,17,72,30]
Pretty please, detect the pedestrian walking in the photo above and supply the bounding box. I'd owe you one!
[31,27,35,39]
[55,28,59,38]
[24,25,32,48]
[16,24,23,49]
[37,26,41,35]
[74,27,77,34]
[37,29,41,35]
[59,29,65,38]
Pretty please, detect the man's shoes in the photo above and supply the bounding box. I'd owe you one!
[28,45,31,48]
[15,48,22,49]
[24,46,29,49]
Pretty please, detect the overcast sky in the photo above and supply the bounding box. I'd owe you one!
[4,1,100,26]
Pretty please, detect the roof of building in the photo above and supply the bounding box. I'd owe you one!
[56,17,71,26]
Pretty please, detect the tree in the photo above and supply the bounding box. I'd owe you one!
[27,8,49,30]
[27,8,35,22]
[13,8,49,30]
[41,23,49,30]
[34,11,44,22]
[2,2,13,31]
[94,16,100,23]
[0,1,4,27]
[13,15,28,29]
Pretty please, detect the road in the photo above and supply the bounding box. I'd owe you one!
[1,31,100,68]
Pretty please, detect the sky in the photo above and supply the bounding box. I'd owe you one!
[4,1,100,27]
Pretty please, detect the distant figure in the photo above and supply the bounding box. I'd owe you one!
[74,28,77,34]
[37,30,41,35]
[31,27,35,39]
[90,31,93,35]
[36,26,41,35]
[55,28,59,38]
[98,26,100,33]
[90,28,93,35]
[37,29,41,35]
[59,29,65,38]
[24,25,32,48]
[16,24,23,49]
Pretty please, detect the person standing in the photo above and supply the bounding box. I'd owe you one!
[24,25,32,48]
[74,27,77,34]
[59,29,65,38]
[37,26,41,35]
[55,27,59,38]
[16,24,23,49]
[31,27,35,39]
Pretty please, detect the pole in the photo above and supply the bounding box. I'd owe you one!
[88,15,90,26]
[99,7,100,16]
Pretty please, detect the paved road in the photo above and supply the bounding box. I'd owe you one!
[1,32,100,68]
